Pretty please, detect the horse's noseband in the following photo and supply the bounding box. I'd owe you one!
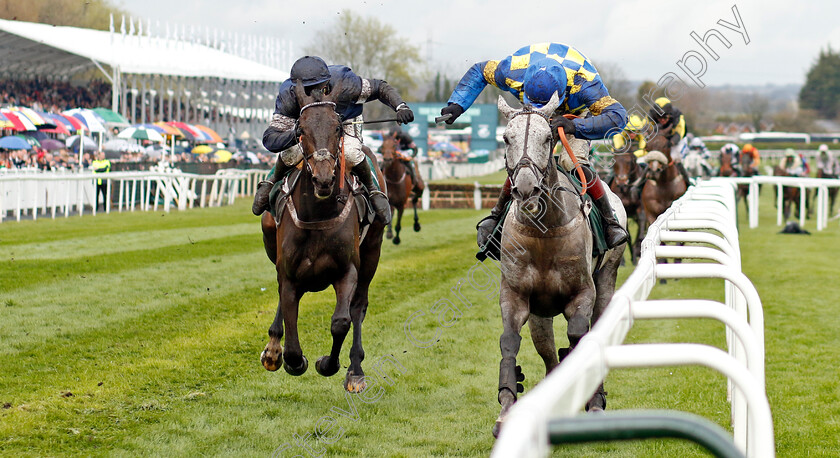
[507,109,552,193]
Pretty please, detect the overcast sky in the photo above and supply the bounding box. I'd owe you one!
[119,0,837,87]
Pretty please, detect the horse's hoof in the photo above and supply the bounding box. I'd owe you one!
[413,222,421,232]
[344,373,367,393]
[492,419,504,438]
[393,237,401,245]
[386,232,393,239]
[260,346,283,372]
[315,356,339,377]
[283,355,308,376]
[659,279,667,285]
[558,347,571,362]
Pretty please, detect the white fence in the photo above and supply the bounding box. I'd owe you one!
[419,157,504,181]
[727,175,840,230]
[492,180,773,457]
[0,168,267,223]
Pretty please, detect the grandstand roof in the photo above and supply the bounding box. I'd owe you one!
[0,18,288,83]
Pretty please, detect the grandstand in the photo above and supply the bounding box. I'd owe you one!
[0,16,292,149]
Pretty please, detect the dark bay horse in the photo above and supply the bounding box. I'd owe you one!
[610,152,645,264]
[773,162,810,221]
[259,82,385,392]
[640,133,688,228]
[493,93,626,437]
[380,136,422,244]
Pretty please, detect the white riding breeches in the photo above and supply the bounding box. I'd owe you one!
[557,135,591,171]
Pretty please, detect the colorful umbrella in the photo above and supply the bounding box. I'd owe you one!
[118,126,165,142]
[0,112,15,130]
[166,122,205,142]
[193,125,224,143]
[63,109,106,133]
[9,107,48,127]
[191,144,215,154]
[38,114,71,135]
[92,107,129,124]
[0,135,32,150]
[0,110,36,131]
[153,122,183,137]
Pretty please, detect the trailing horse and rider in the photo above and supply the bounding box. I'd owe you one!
[380,126,424,244]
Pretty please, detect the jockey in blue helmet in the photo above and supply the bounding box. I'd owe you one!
[441,43,629,251]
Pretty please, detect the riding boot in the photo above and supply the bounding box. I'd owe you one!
[252,158,293,216]
[403,159,424,195]
[676,161,692,187]
[477,180,512,250]
[353,159,391,225]
[586,172,629,249]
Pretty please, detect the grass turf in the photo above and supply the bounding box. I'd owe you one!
[0,187,838,457]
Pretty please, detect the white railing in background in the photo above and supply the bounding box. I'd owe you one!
[724,175,840,231]
[419,157,504,181]
[0,168,267,223]
[492,181,774,458]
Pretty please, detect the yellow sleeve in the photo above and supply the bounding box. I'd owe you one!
[674,115,686,140]
[638,135,647,151]
[612,134,626,151]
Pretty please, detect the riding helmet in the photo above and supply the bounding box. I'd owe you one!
[522,61,563,107]
[290,56,332,87]
[650,97,674,121]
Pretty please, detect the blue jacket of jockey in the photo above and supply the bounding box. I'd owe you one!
[446,42,627,140]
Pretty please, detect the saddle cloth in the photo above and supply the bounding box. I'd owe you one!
[268,170,374,230]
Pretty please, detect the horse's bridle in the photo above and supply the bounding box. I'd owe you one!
[506,109,553,193]
[298,101,342,178]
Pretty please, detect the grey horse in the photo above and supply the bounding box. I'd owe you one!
[493,93,627,437]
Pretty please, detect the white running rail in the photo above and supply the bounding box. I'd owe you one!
[0,168,262,223]
[724,175,840,230]
[492,180,774,458]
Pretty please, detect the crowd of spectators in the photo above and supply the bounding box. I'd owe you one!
[1,78,111,113]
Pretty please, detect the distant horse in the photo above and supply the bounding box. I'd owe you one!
[610,152,645,264]
[683,148,709,180]
[259,81,385,393]
[492,93,626,437]
[640,133,688,228]
[380,136,422,244]
[816,160,839,216]
[717,148,750,211]
[773,163,810,221]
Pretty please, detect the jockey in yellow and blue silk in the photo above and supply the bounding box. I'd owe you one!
[441,42,629,250]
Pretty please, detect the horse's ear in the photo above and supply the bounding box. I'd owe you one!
[537,92,560,117]
[293,79,310,105]
[498,95,516,119]
[326,78,342,102]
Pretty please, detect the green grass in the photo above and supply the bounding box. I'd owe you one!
[0,188,838,456]
[430,169,507,186]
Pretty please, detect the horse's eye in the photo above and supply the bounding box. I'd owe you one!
[503,136,510,145]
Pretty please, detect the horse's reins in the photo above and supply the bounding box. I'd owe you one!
[556,114,587,196]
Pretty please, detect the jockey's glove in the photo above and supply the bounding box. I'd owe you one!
[440,103,465,124]
[550,116,576,140]
[395,103,414,124]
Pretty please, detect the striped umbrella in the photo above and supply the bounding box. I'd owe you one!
[0,112,15,130]
[153,122,185,137]
[9,107,48,127]
[0,109,37,131]
[45,113,85,133]
[38,114,71,135]
[63,109,106,133]
[118,126,165,142]
[193,124,224,143]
